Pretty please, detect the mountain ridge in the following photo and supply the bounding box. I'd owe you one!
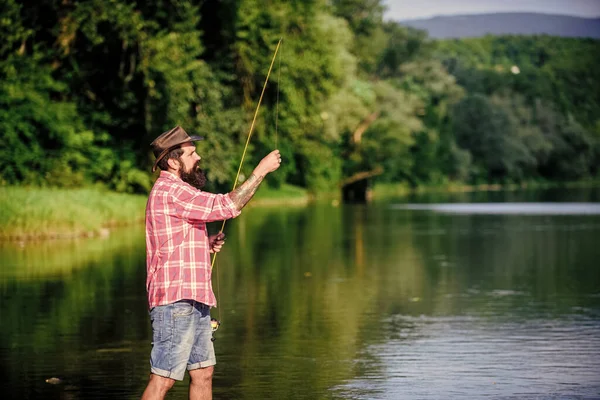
[398,12,600,39]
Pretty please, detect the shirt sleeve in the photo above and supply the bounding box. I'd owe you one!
[170,183,241,223]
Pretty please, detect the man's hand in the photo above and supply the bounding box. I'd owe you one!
[229,149,282,211]
[253,150,282,177]
[209,232,226,253]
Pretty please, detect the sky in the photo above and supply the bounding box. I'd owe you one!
[383,0,600,21]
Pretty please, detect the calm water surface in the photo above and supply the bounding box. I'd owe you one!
[1,188,599,399]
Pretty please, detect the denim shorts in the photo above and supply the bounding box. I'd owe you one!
[149,300,216,381]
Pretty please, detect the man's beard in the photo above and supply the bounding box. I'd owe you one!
[180,160,206,190]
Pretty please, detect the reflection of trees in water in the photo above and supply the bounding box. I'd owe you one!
[4,197,598,399]
[214,199,600,397]
[0,226,148,399]
[0,225,145,279]
[215,204,430,397]
[405,208,600,317]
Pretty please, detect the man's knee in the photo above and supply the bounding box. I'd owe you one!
[149,374,176,391]
[190,366,214,384]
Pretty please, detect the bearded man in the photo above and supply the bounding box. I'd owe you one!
[141,126,281,400]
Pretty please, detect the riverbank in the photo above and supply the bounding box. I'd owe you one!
[0,186,147,241]
[3,180,599,241]
[0,184,312,241]
[371,179,600,199]
[252,183,313,206]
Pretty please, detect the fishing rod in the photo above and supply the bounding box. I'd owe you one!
[210,38,283,336]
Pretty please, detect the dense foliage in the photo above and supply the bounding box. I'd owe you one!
[1,0,599,194]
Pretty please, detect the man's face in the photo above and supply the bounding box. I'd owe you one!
[177,142,206,189]
[179,142,200,171]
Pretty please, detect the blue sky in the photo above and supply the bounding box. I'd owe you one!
[383,0,600,21]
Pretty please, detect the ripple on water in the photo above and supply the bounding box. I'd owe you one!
[333,313,600,399]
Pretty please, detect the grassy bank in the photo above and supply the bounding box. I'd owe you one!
[253,183,312,206]
[5,180,596,241]
[0,184,311,241]
[0,186,147,240]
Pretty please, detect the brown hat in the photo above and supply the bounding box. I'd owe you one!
[150,126,203,172]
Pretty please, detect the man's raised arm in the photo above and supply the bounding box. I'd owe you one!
[229,150,282,211]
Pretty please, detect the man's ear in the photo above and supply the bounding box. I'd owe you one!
[167,157,180,171]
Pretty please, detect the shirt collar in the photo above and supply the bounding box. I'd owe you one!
[159,170,182,182]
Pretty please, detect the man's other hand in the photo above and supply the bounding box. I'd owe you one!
[209,232,226,253]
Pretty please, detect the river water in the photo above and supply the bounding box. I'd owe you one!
[1,188,599,399]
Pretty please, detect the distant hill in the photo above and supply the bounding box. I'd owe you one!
[399,13,600,39]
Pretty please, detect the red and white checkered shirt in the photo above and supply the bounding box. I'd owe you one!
[145,171,241,309]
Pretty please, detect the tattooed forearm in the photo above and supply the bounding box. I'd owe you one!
[229,173,264,210]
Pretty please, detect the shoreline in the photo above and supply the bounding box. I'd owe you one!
[0,186,147,242]
[0,220,145,243]
[2,181,599,242]
[371,179,600,198]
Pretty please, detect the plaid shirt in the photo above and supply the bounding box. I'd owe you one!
[145,171,241,309]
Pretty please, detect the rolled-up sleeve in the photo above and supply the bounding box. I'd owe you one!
[171,185,241,223]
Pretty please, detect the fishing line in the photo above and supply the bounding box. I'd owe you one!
[211,38,283,327]
[275,39,282,149]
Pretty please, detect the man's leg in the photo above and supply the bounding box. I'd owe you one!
[187,302,216,400]
[141,374,175,400]
[143,301,197,398]
[188,366,214,400]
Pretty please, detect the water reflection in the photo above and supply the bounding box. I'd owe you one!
[1,188,599,399]
[0,226,150,399]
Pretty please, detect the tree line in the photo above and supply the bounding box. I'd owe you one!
[1,0,599,194]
